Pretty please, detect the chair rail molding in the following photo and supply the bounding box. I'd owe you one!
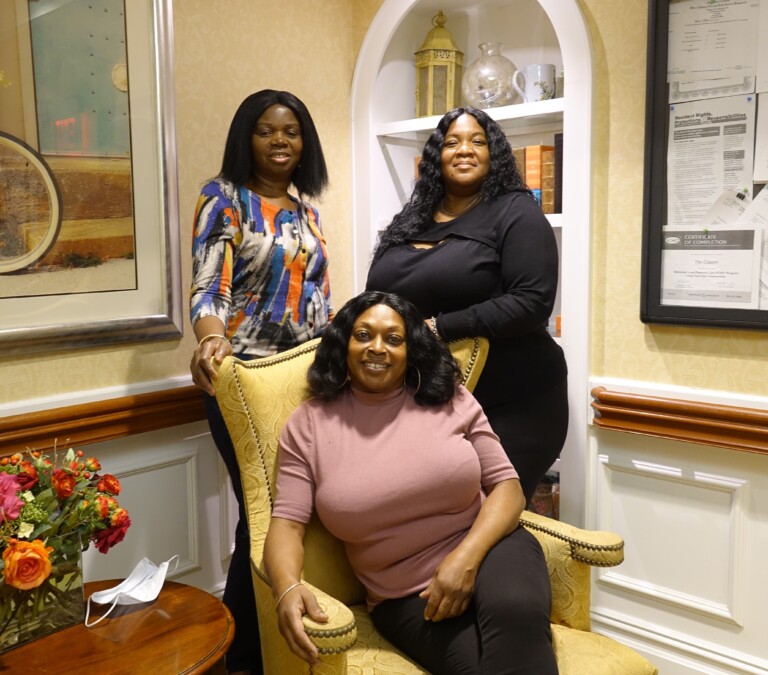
[590,378,768,455]
[0,379,206,455]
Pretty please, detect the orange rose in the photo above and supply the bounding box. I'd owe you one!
[2,539,53,590]
[52,468,76,499]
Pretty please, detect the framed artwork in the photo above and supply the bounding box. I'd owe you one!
[640,0,768,329]
[0,0,182,354]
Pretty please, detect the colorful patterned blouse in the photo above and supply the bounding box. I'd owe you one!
[190,179,332,357]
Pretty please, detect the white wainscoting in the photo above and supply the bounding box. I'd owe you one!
[81,421,233,599]
[588,378,768,675]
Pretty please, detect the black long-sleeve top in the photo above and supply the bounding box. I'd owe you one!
[366,191,566,406]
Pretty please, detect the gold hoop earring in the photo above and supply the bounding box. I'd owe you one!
[334,371,350,389]
[408,367,421,394]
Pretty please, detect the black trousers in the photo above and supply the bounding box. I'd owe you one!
[204,393,264,674]
[482,378,569,504]
[370,527,558,675]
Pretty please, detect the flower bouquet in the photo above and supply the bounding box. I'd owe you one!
[0,445,131,652]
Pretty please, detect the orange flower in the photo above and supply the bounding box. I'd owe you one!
[2,539,53,590]
[52,468,76,499]
[95,495,117,518]
[97,474,121,496]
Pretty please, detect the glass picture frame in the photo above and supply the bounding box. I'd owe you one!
[0,0,182,354]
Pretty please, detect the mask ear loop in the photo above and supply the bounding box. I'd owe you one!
[85,593,123,628]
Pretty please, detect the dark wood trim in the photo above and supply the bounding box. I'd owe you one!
[0,386,207,455]
[591,386,768,455]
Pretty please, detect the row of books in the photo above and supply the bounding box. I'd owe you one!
[512,133,563,214]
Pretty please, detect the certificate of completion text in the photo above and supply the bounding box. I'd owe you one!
[661,228,762,308]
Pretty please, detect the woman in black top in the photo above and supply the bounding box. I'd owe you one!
[366,106,567,503]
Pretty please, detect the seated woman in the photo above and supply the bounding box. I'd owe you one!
[263,291,557,675]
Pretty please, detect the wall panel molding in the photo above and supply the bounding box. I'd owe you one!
[591,386,768,455]
[595,455,747,625]
[0,386,206,454]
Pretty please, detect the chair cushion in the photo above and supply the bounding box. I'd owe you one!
[348,605,426,674]
[552,624,658,675]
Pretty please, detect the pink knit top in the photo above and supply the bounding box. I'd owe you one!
[272,385,519,608]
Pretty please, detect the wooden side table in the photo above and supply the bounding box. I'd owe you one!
[0,580,234,674]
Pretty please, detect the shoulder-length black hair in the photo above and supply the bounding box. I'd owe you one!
[373,106,529,260]
[219,89,328,199]
[308,291,460,405]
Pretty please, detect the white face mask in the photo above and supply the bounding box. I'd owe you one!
[84,555,179,627]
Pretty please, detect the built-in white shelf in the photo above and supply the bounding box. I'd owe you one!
[375,97,564,139]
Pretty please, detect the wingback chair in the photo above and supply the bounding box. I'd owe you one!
[213,336,657,675]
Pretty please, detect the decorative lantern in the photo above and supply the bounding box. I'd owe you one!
[414,11,463,118]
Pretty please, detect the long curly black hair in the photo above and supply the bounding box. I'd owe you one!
[372,107,529,260]
[308,291,460,405]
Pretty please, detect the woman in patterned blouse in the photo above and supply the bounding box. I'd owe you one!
[189,89,333,675]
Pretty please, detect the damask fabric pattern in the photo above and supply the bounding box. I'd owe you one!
[213,338,658,675]
[190,178,332,357]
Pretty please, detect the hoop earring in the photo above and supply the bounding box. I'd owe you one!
[409,366,421,394]
[334,371,350,389]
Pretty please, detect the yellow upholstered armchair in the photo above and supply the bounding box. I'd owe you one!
[213,337,657,675]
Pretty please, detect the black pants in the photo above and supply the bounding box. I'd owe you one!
[370,527,558,675]
[482,378,569,504]
[204,393,264,674]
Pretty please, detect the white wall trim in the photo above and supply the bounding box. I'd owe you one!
[117,447,201,577]
[593,608,768,675]
[596,454,748,626]
[0,374,195,417]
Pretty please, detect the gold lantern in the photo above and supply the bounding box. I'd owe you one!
[415,11,463,118]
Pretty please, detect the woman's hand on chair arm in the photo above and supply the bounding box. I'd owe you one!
[190,316,232,396]
[264,517,328,664]
[419,479,525,622]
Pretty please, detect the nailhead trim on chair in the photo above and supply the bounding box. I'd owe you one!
[448,337,481,386]
[307,624,357,639]
[519,514,624,566]
[232,367,275,508]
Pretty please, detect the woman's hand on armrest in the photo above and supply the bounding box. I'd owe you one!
[265,517,328,664]
[276,583,328,664]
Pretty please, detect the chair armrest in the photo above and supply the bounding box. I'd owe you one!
[520,510,624,567]
[519,511,625,631]
[300,580,358,656]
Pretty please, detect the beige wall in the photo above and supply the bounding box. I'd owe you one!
[582,0,768,395]
[3,0,765,406]
[0,0,381,405]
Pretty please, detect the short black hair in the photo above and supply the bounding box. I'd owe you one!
[308,291,460,405]
[373,106,529,259]
[219,89,328,198]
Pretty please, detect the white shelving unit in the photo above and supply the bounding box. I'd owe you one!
[351,0,592,524]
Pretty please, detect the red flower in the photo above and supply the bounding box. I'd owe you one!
[17,460,39,491]
[84,457,101,472]
[96,474,121,496]
[93,509,131,554]
[52,468,76,499]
